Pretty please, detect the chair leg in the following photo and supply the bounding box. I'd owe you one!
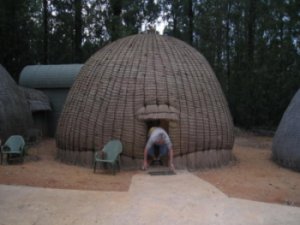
[94,162,97,173]
[113,163,116,175]
[20,152,25,163]
[103,162,107,169]
[117,160,121,171]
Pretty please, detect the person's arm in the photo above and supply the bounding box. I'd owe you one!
[168,147,174,169]
[143,138,152,170]
[165,136,175,170]
[143,147,148,170]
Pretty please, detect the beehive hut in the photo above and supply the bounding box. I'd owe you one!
[0,65,33,140]
[56,34,234,169]
[19,64,83,136]
[272,89,300,171]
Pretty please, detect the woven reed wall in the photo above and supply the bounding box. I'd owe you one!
[0,65,33,141]
[272,89,300,171]
[56,34,234,168]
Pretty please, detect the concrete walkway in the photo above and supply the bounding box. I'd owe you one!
[0,171,300,225]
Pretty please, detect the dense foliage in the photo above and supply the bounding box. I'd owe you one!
[0,0,299,129]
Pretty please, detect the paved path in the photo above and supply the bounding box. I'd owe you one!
[0,171,300,225]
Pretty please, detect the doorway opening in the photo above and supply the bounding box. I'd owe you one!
[146,119,169,134]
[145,119,170,166]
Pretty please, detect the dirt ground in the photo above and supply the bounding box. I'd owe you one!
[196,132,300,207]
[0,132,299,207]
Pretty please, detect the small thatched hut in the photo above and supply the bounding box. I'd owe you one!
[20,87,52,136]
[0,65,33,140]
[272,89,300,171]
[19,64,83,136]
[56,34,234,169]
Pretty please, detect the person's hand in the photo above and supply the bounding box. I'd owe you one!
[169,163,175,172]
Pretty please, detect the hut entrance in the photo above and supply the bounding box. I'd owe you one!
[136,104,179,167]
[145,119,170,166]
[136,104,179,134]
[146,119,169,134]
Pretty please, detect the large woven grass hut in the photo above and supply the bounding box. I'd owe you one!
[272,89,300,171]
[0,65,33,140]
[56,34,234,169]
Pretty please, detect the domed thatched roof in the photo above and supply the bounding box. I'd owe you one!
[56,34,234,169]
[272,89,300,171]
[0,65,33,140]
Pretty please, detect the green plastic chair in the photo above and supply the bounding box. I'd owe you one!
[94,140,123,175]
[1,135,26,164]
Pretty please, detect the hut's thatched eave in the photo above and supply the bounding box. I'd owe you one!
[20,87,52,112]
[136,104,179,121]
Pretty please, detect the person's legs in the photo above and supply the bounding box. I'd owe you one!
[143,145,175,171]
[157,144,168,158]
[148,145,155,158]
[158,145,175,171]
[156,144,168,166]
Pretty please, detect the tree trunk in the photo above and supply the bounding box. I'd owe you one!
[110,0,122,41]
[187,0,193,45]
[43,0,48,64]
[247,0,256,66]
[74,0,82,62]
[172,0,179,38]
[225,1,232,92]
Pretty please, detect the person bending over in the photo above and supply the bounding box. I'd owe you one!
[142,127,175,171]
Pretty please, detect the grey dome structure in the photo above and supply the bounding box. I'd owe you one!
[272,89,300,171]
[0,65,33,140]
[56,34,234,169]
[19,64,82,136]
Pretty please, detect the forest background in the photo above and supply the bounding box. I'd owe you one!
[0,0,299,130]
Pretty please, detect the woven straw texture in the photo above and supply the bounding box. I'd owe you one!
[0,65,33,141]
[56,34,234,168]
[272,89,300,171]
[20,87,51,112]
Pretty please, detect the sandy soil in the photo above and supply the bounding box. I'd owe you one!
[0,133,299,207]
[196,133,300,207]
[0,139,136,192]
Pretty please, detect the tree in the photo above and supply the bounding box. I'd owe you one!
[162,0,190,41]
[108,0,123,41]
[43,0,49,64]
[0,0,41,80]
[74,0,83,62]
[1,0,299,130]
[187,0,193,45]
